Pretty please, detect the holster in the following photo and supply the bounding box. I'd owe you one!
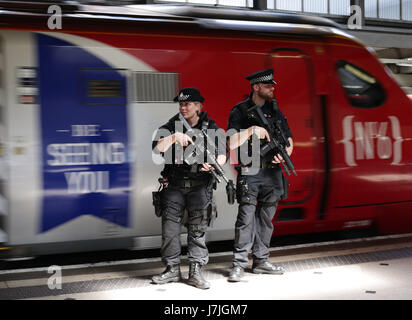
[152,191,163,217]
[236,179,258,205]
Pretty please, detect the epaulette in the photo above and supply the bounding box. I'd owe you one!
[233,99,250,118]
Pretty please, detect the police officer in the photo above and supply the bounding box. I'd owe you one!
[226,69,293,282]
[152,87,226,290]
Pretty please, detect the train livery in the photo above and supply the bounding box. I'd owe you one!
[0,2,411,257]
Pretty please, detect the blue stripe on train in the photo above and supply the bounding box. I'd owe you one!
[37,34,130,232]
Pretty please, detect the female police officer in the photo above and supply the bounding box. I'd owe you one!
[152,87,226,290]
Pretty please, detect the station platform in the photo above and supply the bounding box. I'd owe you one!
[1,233,412,301]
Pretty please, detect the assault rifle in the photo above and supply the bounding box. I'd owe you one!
[242,103,297,176]
[178,113,236,204]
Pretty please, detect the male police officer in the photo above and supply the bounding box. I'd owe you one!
[152,87,226,289]
[226,69,293,282]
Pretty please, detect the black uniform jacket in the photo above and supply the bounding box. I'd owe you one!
[226,93,292,167]
[153,112,227,179]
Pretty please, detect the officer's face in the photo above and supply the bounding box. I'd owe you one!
[256,83,274,101]
[179,101,201,119]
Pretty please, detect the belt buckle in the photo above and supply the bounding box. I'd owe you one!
[184,180,191,188]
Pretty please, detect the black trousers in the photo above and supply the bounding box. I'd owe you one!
[160,182,212,266]
[233,167,284,268]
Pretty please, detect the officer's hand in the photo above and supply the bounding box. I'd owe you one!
[200,163,214,172]
[173,132,194,146]
[272,154,284,164]
[251,126,270,142]
[286,139,293,157]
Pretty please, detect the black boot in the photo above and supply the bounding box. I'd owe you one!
[228,266,244,282]
[187,262,210,290]
[152,264,182,284]
[252,261,285,275]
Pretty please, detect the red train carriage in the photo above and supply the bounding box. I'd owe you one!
[0,2,410,256]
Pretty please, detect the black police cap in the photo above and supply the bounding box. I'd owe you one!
[173,87,205,103]
[245,68,277,85]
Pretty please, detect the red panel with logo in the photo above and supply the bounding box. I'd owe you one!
[326,39,412,210]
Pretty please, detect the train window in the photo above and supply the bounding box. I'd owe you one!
[16,67,38,105]
[87,80,123,98]
[132,72,179,103]
[81,68,127,106]
[336,60,386,108]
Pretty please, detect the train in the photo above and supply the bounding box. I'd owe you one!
[0,1,411,258]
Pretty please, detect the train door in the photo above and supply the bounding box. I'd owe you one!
[0,35,6,244]
[270,49,318,210]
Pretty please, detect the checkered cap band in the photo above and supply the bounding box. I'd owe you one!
[177,93,190,101]
[250,74,273,85]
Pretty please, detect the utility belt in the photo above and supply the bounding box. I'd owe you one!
[164,167,211,188]
[168,178,209,188]
[235,162,280,173]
